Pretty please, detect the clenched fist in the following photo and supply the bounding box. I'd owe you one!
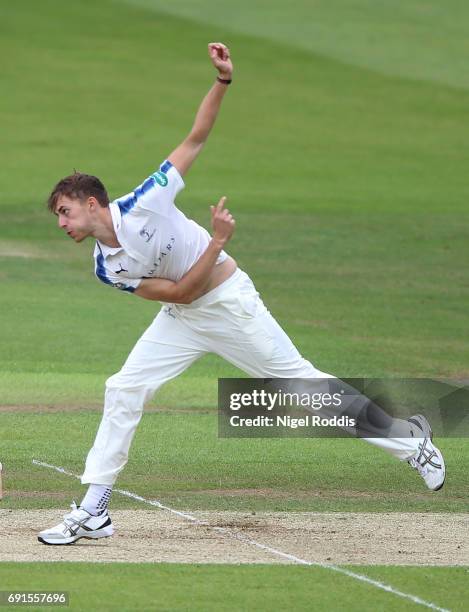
[208,42,233,80]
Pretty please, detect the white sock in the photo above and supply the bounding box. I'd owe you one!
[80,484,113,516]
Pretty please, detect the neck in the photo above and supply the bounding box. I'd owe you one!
[92,207,120,247]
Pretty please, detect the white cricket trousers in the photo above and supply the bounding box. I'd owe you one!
[82,269,420,485]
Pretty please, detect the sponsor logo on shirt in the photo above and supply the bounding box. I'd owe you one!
[151,171,168,187]
[148,237,176,274]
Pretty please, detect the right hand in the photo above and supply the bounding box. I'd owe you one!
[208,43,233,80]
[211,196,235,245]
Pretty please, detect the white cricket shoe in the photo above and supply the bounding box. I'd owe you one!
[407,414,446,491]
[38,502,114,545]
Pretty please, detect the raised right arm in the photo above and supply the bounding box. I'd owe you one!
[134,197,234,303]
[167,43,233,178]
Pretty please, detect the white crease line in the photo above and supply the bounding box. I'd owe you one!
[32,459,449,612]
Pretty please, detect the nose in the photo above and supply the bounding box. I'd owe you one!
[58,215,67,229]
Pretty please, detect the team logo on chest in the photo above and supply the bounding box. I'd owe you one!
[139,226,156,243]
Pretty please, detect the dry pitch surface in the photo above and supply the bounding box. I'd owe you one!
[1,510,467,565]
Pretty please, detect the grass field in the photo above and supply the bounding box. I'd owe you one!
[1,563,468,612]
[1,0,468,610]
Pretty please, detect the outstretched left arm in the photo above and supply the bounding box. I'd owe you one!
[168,42,233,177]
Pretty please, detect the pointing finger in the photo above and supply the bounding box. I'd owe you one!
[216,196,227,212]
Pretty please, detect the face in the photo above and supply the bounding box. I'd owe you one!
[54,196,95,243]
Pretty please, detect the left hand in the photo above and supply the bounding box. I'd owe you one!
[208,42,233,79]
[211,196,235,245]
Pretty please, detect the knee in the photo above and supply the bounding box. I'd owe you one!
[104,372,155,407]
[105,368,147,391]
[105,372,125,390]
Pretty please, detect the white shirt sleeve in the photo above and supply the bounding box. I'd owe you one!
[94,245,142,293]
[126,160,185,216]
[103,272,142,293]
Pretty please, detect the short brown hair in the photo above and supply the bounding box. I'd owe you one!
[47,172,110,212]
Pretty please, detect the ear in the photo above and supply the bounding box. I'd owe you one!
[87,196,99,211]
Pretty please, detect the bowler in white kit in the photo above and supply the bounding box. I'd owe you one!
[38,43,445,545]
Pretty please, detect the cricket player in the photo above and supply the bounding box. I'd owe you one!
[38,43,445,545]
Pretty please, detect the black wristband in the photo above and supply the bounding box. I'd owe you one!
[217,76,232,85]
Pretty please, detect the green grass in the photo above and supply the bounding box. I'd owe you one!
[1,0,469,405]
[2,410,468,512]
[121,0,469,90]
[0,563,466,612]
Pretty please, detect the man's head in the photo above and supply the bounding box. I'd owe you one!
[47,172,110,242]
